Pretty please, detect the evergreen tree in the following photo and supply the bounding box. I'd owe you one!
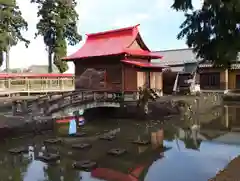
[32,0,82,73]
[0,0,15,6]
[172,0,240,67]
[0,0,29,71]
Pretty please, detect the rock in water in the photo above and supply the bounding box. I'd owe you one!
[73,160,97,171]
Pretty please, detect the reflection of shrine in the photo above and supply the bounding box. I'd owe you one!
[203,105,240,131]
[0,121,171,181]
[0,152,31,181]
[178,128,202,150]
[183,136,202,150]
[91,146,167,181]
[224,105,240,130]
[137,145,148,154]
[89,129,168,181]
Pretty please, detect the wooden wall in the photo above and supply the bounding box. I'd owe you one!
[228,69,240,89]
[137,71,146,88]
[123,65,163,91]
[123,65,137,91]
[197,68,240,90]
[229,70,235,89]
[198,68,226,90]
[155,72,163,90]
[220,70,227,89]
[74,57,123,90]
[150,72,162,90]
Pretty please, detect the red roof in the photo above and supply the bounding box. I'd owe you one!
[121,59,167,69]
[0,73,73,78]
[91,168,138,181]
[63,24,162,60]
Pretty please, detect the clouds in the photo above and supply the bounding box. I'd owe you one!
[9,1,47,70]
[78,0,178,32]
[8,0,201,72]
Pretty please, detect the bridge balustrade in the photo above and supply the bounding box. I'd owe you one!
[12,90,140,117]
[0,74,74,95]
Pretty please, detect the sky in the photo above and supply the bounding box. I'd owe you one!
[8,0,201,73]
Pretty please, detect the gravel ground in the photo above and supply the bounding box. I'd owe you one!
[209,156,240,181]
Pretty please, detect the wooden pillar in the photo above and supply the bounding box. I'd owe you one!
[150,72,155,89]
[225,68,228,93]
[173,72,179,93]
[26,77,30,96]
[224,105,229,128]
[121,64,124,92]
[159,72,163,96]
[7,78,11,89]
[146,71,150,88]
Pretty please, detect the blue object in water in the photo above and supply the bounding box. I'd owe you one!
[78,116,85,126]
[68,119,77,135]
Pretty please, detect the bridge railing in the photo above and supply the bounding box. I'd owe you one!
[0,75,74,95]
[12,90,140,116]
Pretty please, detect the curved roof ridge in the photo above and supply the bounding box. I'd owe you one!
[86,24,140,38]
[62,24,162,60]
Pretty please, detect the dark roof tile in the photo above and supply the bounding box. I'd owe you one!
[152,48,201,66]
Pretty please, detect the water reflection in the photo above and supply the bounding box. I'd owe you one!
[1,111,240,181]
[224,105,240,130]
[151,129,164,149]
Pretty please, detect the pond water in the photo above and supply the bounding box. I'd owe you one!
[1,105,240,181]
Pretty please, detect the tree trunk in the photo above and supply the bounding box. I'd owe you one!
[5,45,10,73]
[48,48,53,73]
[144,101,149,114]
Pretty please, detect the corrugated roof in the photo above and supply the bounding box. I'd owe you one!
[63,25,162,60]
[152,48,201,66]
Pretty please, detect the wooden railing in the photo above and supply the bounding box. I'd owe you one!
[0,77,74,96]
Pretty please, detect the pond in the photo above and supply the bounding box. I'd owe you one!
[1,105,240,181]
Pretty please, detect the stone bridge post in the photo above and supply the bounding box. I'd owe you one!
[43,99,49,115]
[93,92,97,101]
[12,100,25,115]
[224,68,228,94]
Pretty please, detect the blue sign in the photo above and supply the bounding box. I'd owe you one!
[68,119,77,135]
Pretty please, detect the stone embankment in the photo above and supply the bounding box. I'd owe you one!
[0,96,38,112]
[0,96,54,139]
[209,156,240,181]
[0,93,222,139]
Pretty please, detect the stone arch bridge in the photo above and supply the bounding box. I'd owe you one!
[12,90,141,120]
